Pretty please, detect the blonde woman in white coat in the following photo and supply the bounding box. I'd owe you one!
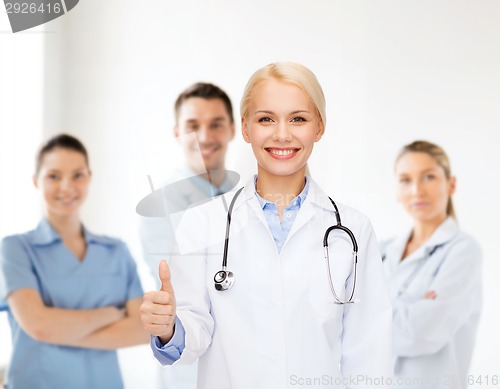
[141,62,393,389]
[381,140,482,389]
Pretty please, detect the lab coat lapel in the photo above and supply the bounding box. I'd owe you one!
[422,216,459,250]
[236,178,271,233]
[397,216,459,265]
[285,179,333,244]
[383,231,412,272]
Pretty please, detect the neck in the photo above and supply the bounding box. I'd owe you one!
[188,163,226,188]
[205,169,226,188]
[256,167,306,209]
[45,212,82,240]
[410,214,448,247]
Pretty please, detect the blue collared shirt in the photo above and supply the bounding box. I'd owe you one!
[254,176,310,253]
[0,219,143,389]
[151,176,310,363]
[177,165,237,198]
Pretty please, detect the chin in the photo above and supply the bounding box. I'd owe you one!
[49,205,80,217]
[411,212,441,223]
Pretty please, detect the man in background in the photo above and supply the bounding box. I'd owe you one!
[138,82,236,389]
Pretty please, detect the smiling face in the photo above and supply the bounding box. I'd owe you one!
[34,148,91,220]
[396,151,455,224]
[175,97,235,174]
[242,78,324,181]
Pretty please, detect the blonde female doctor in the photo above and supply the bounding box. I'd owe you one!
[381,141,482,389]
[141,62,393,389]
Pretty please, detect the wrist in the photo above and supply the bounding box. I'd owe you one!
[158,324,175,345]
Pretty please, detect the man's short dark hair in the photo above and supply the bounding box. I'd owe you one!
[174,82,234,124]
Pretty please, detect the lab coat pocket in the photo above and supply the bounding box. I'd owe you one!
[307,242,353,322]
[307,267,343,322]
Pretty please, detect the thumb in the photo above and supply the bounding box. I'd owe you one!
[159,259,173,293]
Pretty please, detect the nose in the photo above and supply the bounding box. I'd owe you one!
[59,177,74,192]
[410,179,424,195]
[272,122,292,142]
[196,126,210,144]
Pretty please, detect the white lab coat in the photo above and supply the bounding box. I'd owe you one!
[139,168,220,389]
[166,177,393,389]
[381,217,482,389]
[139,168,236,284]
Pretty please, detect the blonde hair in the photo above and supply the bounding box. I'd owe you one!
[396,140,456,219]
[240,62,326,126]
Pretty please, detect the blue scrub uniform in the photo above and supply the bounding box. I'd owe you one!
[0,219,143,389]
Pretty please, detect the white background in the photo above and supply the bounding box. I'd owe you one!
[1,0,499,387]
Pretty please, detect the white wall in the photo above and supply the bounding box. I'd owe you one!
[2,0,499,386]
[0,9,44,371]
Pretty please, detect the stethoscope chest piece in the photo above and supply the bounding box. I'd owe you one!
[214,269,234,291]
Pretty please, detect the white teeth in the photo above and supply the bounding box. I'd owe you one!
[270,149,295,156]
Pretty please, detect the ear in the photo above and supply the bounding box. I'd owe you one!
[173,125,180,140]
[32,175,39,189]
[314,120,325,142]
[241,117,251,144]
[448,176,456,197]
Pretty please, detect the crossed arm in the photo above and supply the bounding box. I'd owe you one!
[8,288,149,349]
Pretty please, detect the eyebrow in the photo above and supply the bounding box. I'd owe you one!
[46,167,87,173]
[398,168,438,175]
[185,116,228,123]
[254,110,311,115]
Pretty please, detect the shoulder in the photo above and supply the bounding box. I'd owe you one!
[334,201,372,226]
[1,233,31,252]
[308,179,372,225]
[446,229,482,260]
[379,236,398,255]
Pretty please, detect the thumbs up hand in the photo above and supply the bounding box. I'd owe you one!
[140,260,177,343]
[159,259,175,294]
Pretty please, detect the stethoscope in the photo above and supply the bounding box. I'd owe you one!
[382,244,444,297]
[213,187,360,305]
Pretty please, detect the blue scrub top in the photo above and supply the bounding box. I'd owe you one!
[0,219,144,389]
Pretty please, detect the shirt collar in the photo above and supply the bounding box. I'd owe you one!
[31,218,61,245]
[421,216,459,249]
[30,218,109,246]
[253,175,310,210]
[389,216,459,263]
[178,166,236,196]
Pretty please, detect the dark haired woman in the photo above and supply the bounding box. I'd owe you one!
[0,134,149,389]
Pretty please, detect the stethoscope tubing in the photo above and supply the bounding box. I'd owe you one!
[216,188,359,305]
